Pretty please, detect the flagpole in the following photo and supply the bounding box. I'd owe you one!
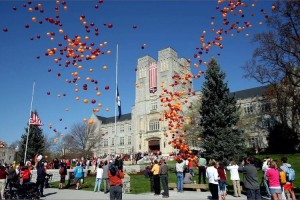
[114,44,118,156]
[24,81,35,163]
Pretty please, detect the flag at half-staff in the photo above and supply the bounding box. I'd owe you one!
[29,112,43,126]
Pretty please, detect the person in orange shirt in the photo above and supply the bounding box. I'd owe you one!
[188,158,194,176]
[108,165,124,200]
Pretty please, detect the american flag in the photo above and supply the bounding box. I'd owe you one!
[29,112,43,126]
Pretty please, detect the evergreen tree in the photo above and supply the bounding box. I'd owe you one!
[200,58,245,164]
[19,125,46,162]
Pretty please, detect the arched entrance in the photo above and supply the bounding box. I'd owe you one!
[148,139,160,151]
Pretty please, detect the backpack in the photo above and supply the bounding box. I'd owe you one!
[286,167,295,182]
[279,169,286,185]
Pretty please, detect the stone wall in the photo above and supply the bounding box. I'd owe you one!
[30,169,88,183]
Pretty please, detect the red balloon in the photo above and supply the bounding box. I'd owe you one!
[105,85,109,90]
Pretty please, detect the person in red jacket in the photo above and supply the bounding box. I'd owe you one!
[217,162,227,200]
[108,165,124,200]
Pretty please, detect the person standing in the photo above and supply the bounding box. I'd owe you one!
[265,161,282,200]
[108,165,124,200]
[74,162,84,190]
[5,164,17,195]
[238,156,261,200]
[160,159,169,198]
[227,160,241,197]
[206,159,219,200]
[59,162,67,189]
[280,157,296,200]
[151,160,161,195]
[36,161,47,197]
[102,161,110,194]
[198,154,207,184]
[0,165,8,200]
[217,162,227,200]
[175,157,185,193]
[94,164,103,192]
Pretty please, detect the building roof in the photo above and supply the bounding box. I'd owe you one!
[231,85,269,99]
[96,113,131,124]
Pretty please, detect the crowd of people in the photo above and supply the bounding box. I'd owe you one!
[0,153,297,200]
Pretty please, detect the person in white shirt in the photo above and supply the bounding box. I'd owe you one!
[206,159,219,200]
[175,158,186,192]
[227,160,241,197]
[94,164,104,192]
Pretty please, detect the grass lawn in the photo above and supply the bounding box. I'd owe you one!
[49,153,300,196]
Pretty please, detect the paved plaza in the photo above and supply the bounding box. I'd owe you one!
[42,188,247,200]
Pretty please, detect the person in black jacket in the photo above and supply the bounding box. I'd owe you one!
[36,161,47,197]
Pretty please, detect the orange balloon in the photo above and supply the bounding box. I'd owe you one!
[103,66,107,70]
[83,99,89,104]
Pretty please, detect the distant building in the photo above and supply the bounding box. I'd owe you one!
[91,47,270,156]
[0,141,15,165]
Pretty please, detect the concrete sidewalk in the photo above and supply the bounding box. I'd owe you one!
[43,188,247,199]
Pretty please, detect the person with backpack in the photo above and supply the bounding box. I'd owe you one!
[280,157,296,200]
[265,161,282,200]
[108,164,124,200]
[59,162,67,189]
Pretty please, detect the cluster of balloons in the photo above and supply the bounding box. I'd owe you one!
[2,0,125,143]
[158,65,204,159]
[192,0,275,68]
[157,0,275,159]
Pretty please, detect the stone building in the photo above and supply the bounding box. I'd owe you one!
[91,47,270,156]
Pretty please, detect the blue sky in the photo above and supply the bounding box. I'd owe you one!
[0,0,274,145]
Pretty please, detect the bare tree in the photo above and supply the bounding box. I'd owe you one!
[243,0,300,87]
[64,122,100,159]
[243,0,300,151]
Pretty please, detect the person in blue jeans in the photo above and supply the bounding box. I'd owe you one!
[175,157,185,192]
[94,164,103,192]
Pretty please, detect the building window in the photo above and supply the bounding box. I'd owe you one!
[120,124,124,132]
[111,138,114,146]
[120,137,124,145]
[261,101,270,113]
[128,148,132,154]
[244,103,254,114]
[128,124,131,131]
[249,136,258,148]
[128,136,131,145]
[104,139,108,147]
[151,100,157,110]
[149,119,160,131]
[120,148,124,153]
[139,144,141,150]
